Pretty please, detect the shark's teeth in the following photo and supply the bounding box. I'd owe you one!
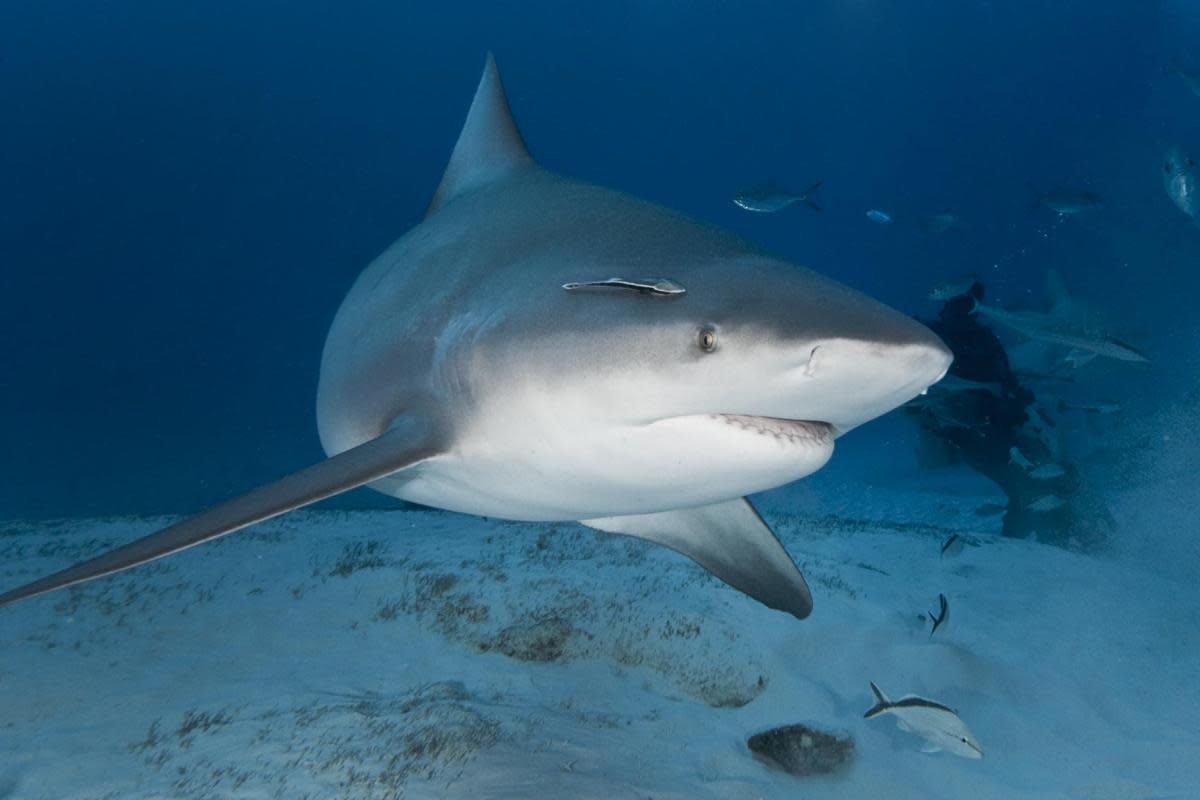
[714,414,833,445]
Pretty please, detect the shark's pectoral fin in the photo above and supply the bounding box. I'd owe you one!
[0,427,444,608]
[580,498,813,620]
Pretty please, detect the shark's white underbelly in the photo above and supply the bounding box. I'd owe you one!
[372,412,834,521]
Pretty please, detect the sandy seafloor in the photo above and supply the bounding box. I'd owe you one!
[1,437,1197,800]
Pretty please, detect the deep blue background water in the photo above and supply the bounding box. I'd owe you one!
[2,1,1197,518]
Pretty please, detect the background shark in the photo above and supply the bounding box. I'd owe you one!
[0,55,950,621]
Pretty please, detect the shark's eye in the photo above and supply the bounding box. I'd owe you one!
[697,326,718,353]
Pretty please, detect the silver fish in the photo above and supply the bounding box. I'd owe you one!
[734,180,822,213]
[866,209,893,224]
[1163,146,1200,221]
[864,682,982,758]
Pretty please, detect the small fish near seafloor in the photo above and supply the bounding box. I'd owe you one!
[866,209,893,224]
[864,682,983,759]
[940,533,965,558]
[929,593,949,638]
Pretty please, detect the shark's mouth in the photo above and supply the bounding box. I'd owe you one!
[711,414,835,446]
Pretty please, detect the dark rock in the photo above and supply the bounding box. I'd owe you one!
[747,723,854,777]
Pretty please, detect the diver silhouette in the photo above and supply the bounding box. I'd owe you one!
[910,281,1082,543]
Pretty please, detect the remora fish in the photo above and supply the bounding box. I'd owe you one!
[864,682,983,758]
[734,180,823,213]
[866,209,893,224]
[928,273,979,301]
[0,54,952,620]
[1163,146,1200,222]
[1028,184,1103,215]
[972,300,1149,363]
[929,593,949,637]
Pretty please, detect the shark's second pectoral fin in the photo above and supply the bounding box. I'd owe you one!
[0,426,445,608]
[581,498,813,619]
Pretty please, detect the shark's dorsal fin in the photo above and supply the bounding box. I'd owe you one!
[428,52,533,215]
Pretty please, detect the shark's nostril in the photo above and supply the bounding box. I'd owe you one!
[803,345,822,377]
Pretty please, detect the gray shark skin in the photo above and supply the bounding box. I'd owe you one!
[0,54,951,621]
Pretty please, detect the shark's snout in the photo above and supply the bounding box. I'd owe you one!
[797,327,952,436]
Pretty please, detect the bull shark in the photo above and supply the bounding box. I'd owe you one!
[0,55,951,620]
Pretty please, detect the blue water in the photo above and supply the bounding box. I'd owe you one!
[6,5,1200,798]
[1,0,1195,521]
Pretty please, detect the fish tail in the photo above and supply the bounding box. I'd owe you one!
[864,681,891,718]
